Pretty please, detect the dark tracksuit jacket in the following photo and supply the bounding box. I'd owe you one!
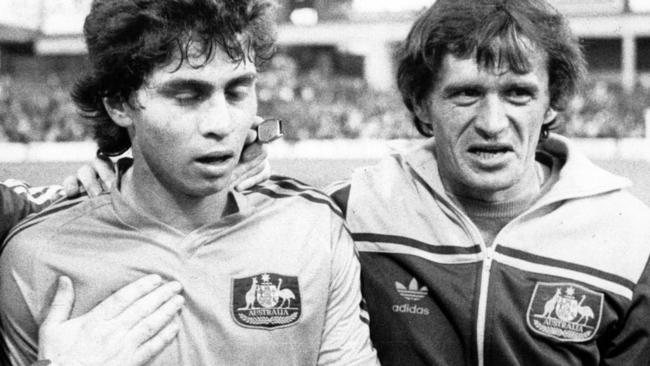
[330,134,650,365]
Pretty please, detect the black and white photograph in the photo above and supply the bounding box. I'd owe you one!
[0,0,649,365]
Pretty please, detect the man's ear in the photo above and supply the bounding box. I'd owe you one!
[102,97,133,128]
[413,101,431,125]
[544,107,558,125]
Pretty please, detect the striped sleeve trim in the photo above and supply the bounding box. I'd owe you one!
[247,176,343,217]
[353,233,481,255]
[495,246,635,300]
[269,174,309,184]
[359,298,370,324]
[3,180,64,206]
[353,233,482,264]
[25,185,65,205]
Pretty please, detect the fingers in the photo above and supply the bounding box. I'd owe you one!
[231,150,268,191]
[92,156,117,191]
[75,164,103,197]
[240,140,266,164]
[245,128,258,145]
[89,274,164,320]
[73,157,116,198]
[232,116,276,190]
[230,143,268,190]
[235,160,271,191]
[62,175,85,198]
[132,317,181,365]
[245,116,264,144]
[129,294,184,344]
[253,116,265,127]
[41,276,75,327]
[117,281,183,329]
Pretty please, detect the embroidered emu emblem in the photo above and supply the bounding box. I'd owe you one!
[232,273,301,329]
[526,282,603,342]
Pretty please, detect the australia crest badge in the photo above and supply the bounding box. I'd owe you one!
[526,282,604,342]
[231,272,301,329]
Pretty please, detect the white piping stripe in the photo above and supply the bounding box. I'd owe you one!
[28,186,64,205]
[355,241,482,264]
[495,252,633,300]
[475,247,494,366]
[259,186,342,213]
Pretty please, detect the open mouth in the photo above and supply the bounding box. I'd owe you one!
[195,153,234,165]
[468,145,513,159]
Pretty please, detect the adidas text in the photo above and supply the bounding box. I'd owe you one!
[392,303,430,315]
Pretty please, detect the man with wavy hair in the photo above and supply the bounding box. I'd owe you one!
[0,1,378,365]
[329,0,650,364]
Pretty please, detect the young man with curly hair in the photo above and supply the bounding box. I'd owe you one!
[0,1,378,365]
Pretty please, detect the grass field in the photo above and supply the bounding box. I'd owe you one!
[1,158,650,206]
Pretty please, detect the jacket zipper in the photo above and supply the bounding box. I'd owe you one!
[437,195,490,366]
[474,201,555,366]
[476,245,494,366]
[436,191,560,366]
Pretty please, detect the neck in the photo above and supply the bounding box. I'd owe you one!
[443,163,543,204]
[449,191,536,246]
[120,163,232,233]
[444,161,552,246]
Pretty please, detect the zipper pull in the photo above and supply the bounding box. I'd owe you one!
[484,246,495,271]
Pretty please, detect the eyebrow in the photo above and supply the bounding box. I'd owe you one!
[156,72,257,92]
[441,79,540,95]
[157,79,214,94]
[502,80,540,93]
[225,73,257,88]
[441,82,485,95]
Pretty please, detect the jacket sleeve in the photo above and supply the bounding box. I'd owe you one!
[0,181,63,242]
[317,210,379,366]
[601,256,650,365]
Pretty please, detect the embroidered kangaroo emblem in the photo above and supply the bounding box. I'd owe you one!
[527,282,603,342]
[232,273,302,329]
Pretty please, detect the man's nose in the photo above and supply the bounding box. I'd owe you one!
[474,95,509,137]
[198,93,233,137]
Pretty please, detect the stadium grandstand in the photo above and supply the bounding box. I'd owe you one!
[0,0,649,143]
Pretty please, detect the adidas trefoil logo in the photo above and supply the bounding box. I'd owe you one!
[395,278,428,301]
[392,277,430,316]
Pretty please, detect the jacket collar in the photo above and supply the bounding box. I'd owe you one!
[112,158,252,234]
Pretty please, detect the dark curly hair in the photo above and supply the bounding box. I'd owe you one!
[397,0,586,137]
[72,0,278,155]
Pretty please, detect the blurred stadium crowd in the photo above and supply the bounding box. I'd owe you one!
[0,53,649,142]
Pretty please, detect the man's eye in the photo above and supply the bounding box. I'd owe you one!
[173,91,201,104]
[450,89,481,105]
[505,88,533,104]
[226,87,250,102]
